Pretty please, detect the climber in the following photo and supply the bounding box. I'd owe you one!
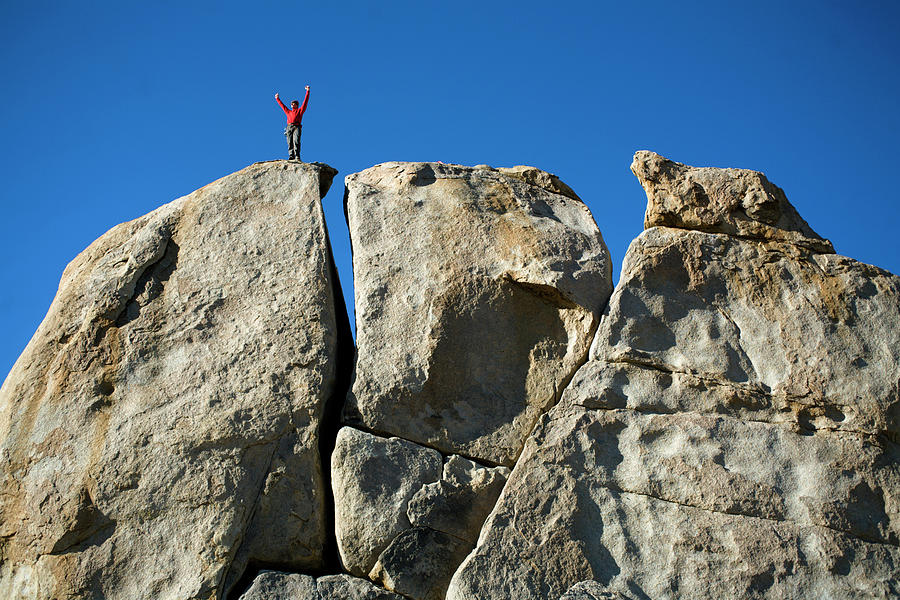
[275,86,310,160]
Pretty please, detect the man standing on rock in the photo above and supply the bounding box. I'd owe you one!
[275,85,310,160]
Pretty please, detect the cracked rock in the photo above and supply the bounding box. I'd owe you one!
[343,162,613,466]
[447,153,900,599]
[369,527,472,600]
[407,454,509,543]
[239,571,404,600]
[0,161,343,600]
[560,581,633,600]
[331,427,443,577]
[332,427,510,599]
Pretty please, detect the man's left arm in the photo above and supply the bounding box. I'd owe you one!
[298,86,310,117]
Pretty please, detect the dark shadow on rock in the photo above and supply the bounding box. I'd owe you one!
[411,164,437,186]
[115,240,180,327]
[48,488,116,555]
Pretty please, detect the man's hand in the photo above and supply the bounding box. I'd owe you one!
[275,93,279,99]
[305,85,310,91]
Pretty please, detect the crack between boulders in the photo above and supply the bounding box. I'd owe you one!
[437,296,613,595]
[582,476,899,548]
[318,178,355,577]
[511,298,610,467]
[343,421,508,470]
[647,223,833,254]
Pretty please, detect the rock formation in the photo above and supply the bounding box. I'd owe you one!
[0,161,349,600]
[343,162,613,467]
[239,571,404,600]
[2,152,898,600]
[446,152,900,599]
[328,161,611,599]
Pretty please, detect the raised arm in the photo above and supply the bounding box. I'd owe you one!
[298,86,310,116]
[275,93,290,115]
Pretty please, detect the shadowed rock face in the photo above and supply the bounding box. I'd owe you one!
[447,153,900,599]
[343,162,613,466]
[238,571,404,600]
[0,161,345,600]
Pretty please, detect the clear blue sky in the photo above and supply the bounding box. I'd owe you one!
[2,1,899,381]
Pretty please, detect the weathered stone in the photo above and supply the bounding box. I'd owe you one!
[0,161,345,600]
[447,154,900,599]
[448,404,900,599]
[238,572,405,600]
[238,571,317,600]
[560,581,632,600]
[369,527,471,600]
[590,227,900,438]
[331,427,442,577]
[407,455,509,543]
[632,150,834,252]
[317,574,406,600]
[332,427,510,597]
[344,162,612,466]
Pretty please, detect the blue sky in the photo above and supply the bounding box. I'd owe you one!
[2,1,899,380]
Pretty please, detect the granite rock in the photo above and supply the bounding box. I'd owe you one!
[343,162,612,466]
[447,154,900,599]
[332,427,510,599]
[331,427,443,577]
[238,571,317,600]
[0,161,344,600]
[238,572,404,600]
[632,150,833,252]
[559,581,632,600]
[407,454,509,543]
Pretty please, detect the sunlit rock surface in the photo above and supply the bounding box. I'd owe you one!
[343,162,612,466]
[447,153,900,599]
[0,161,345,600]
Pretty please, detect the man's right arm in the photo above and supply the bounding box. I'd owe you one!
[275,93,289,115]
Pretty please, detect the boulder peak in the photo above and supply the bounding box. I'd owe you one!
[632,151,834,253]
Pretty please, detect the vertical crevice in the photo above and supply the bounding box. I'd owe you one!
[319,184,356,576]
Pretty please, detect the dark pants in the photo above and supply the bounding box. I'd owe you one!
[285,123,302,160]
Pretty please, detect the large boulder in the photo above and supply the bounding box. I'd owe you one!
[238,571,404,600]
[343,162,612,466]
[0,161,348,600]
[447,153,900,599]
[332,426,508,600]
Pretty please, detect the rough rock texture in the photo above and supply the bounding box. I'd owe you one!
[317,574,406,600]
[633,150,834,253]
[332,427,509,599]
[560,581,632,600]
[0,161,347,600]
[239,571,404,600]
[407,454,509,544]
[369,527,471,600]
[238,571,317,600]
[447,153,900,599]
[343,162,612,466]
[331,427,443,577]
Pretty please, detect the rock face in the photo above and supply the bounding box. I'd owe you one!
[331,427,509,600]
[239,571,404,600]
[0,161,348,600]
[343,162,612,466]
[4,153,899,600]
[447,152,900,599]
[633,150,834,252]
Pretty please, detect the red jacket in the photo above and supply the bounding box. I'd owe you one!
[277,89,310,125]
